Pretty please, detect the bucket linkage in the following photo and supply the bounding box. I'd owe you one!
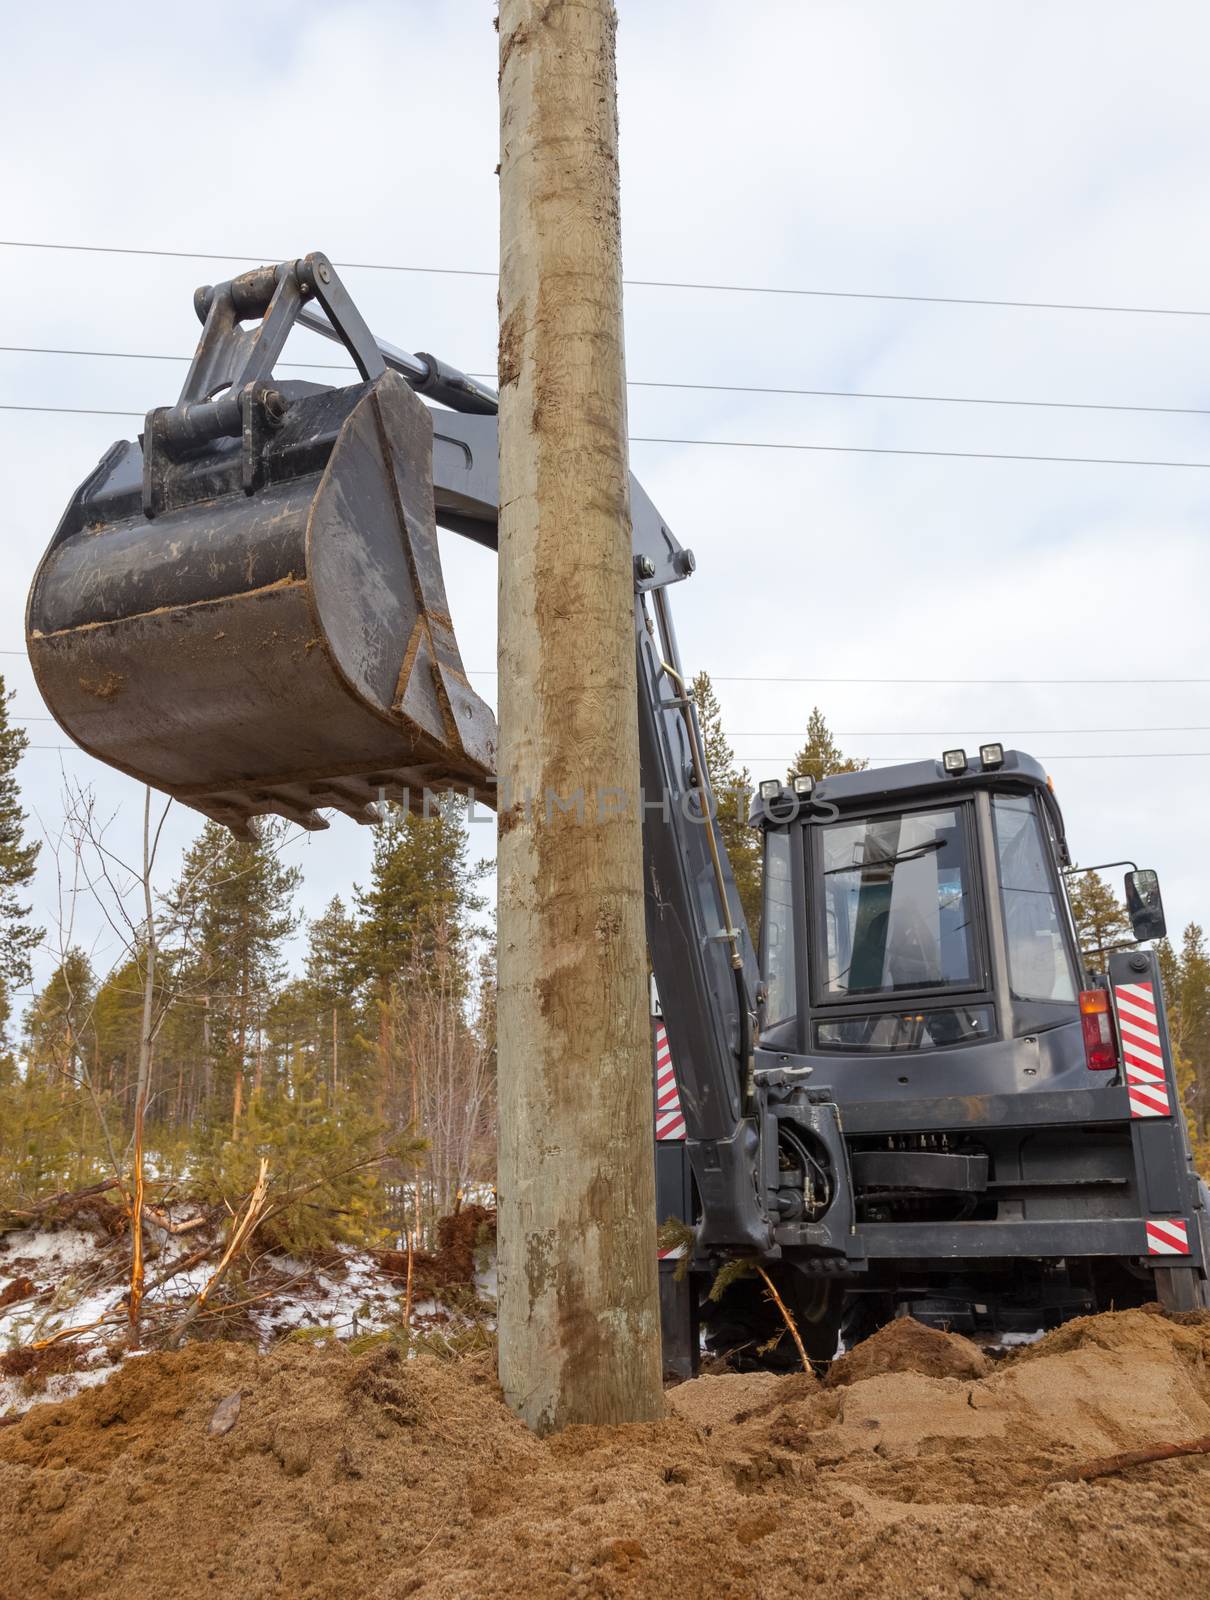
[27,253,499,836]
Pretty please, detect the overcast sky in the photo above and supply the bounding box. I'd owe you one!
[3,1,1209,996]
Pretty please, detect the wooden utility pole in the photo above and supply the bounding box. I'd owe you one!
[496,0,663,1432]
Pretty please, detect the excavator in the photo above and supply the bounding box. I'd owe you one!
[27,252,1210,1372]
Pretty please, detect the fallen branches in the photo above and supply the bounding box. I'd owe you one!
[31,1315,114,1351]
[143,1241,218,1295]
[145,1208,210,1237]
[1057,1436,1210,1482]
[1,1177,121,1229]
[755,1265,811,1376]
[166,1159,269,1350]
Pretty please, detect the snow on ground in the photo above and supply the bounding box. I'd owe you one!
[3,1225,99,1271]
[1,1222,497,1418]
[0,1357,115,1416]
[1,1226,123,1349]
[248,1250,416,1345]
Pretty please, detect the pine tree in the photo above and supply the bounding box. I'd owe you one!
[1156,936,1180,1026]
[1066,868,1134,971]
[0,681,42,1034]
[303,896,367,1098]
[0,1049,108,1202]
[690,671,762,933]
[92,953,147,1107]
[351,806,488,1233]
[264,899,370,1105]
[788,707,867,785]
[192,1045,399,1253]
[308,895,363,1000]
[167,819,300,1133]
[1175,924,1210,1143]
[25,948,95,1086]
[1135,930,1210,1167]
[474,943,498,1076]
[353,804,483,995]
[1173,1048,1210,1173]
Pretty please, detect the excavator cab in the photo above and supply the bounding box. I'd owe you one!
[738,750,1209,1349]
[757,749,1086,1059]
[27,254,498,836]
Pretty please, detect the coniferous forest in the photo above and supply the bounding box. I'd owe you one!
[4,674,1210,1254]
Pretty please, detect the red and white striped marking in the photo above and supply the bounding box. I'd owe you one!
[657,1244,687,1261]
[1113,980,1172,1118]
[1145,1218,1190,1256]
[654,1021,686,1142]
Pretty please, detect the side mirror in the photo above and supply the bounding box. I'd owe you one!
[1125,869,1166,943]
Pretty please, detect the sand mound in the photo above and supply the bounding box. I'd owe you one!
[1009,1302,1210,1364]
[666,1368,816,1432]
[2,1309,1209,1599]
[827,1315,991,1387]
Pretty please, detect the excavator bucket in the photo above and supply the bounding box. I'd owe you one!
[26,254,498,836]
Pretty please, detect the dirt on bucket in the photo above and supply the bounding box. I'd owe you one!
[1,1306,1209,1599]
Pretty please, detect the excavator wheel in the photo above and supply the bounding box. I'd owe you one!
[839,1292,896,1351]
[702,1268,844,1371]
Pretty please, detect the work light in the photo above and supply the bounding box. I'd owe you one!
[942,748,968,774]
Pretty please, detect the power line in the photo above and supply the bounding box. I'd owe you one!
[0,403,143,418]
[14,706,1210,751]
[728,725,1210,738]
[14,743,1210,764]
[2,652,1205,686]
[7,343,1208,420]
[623,380,1210,418]
[17,715,1210,736]
[750,752,1210,765]
[0,343,356,373]
[709,675,1210,687]
[0,238,493,280]
[458,669,1210,686]
[629,436,1210,470]
[2,239,1207,319]
[5,402,1209,472]
[13,710,1210,738]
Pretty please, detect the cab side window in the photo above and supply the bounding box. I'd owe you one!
[992,795,1077,1004]
[762,828,796,1024]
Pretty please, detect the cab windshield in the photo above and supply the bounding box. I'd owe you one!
[818,806,976,998]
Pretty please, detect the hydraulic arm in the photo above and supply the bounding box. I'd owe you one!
[28,252,839,1262]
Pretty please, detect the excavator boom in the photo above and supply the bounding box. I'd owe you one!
[28,252,785,1267]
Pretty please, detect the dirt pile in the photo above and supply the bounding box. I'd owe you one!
[0,1276,35,1311]
[826,1315,991,1387]
[1,1307,1209,1599]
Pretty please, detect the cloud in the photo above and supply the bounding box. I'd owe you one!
[3,0,1209,992]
